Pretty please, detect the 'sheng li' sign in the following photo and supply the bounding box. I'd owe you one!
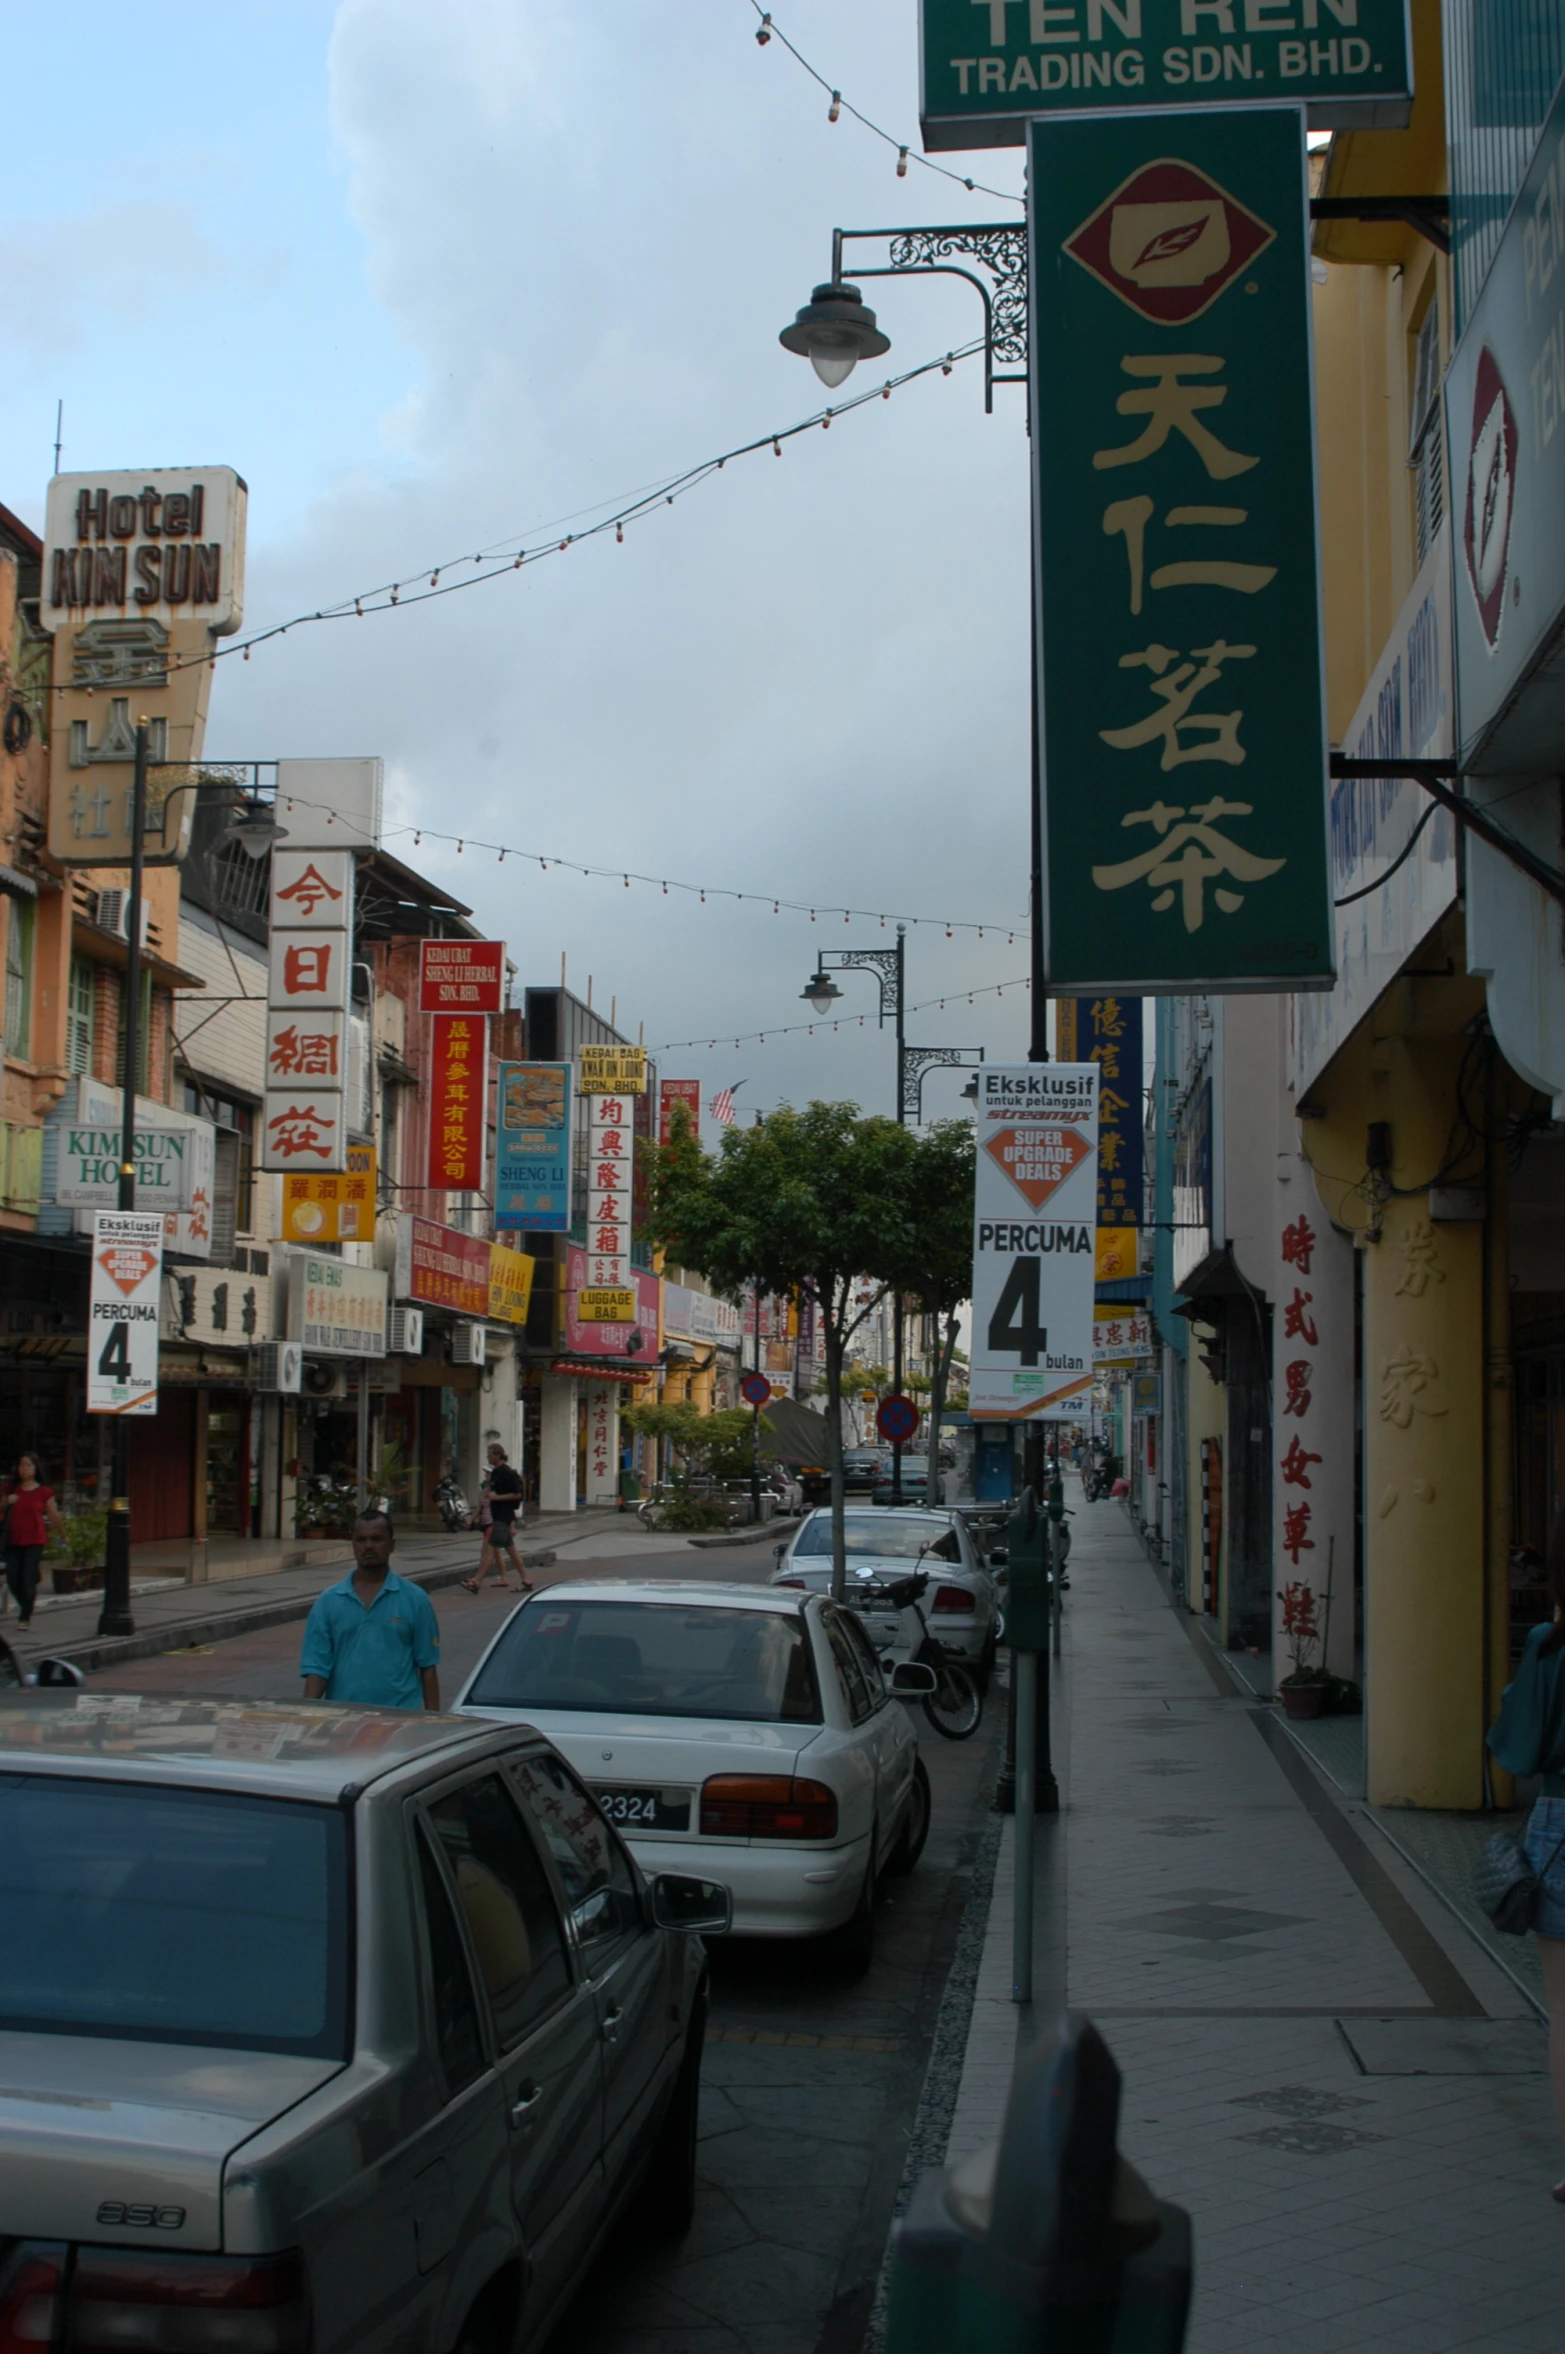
[1031,106,1332,993]
[969,1065,1098,1420]
[919,0,1412,150]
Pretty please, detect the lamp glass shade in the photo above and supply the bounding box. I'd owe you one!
[809,348,858,389]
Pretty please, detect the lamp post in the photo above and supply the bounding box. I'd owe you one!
[96,765,286,1639]
[800,932,985,1498]
[781,230,1056,1826]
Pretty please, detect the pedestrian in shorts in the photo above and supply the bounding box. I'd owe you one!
[462,1444,531,1595]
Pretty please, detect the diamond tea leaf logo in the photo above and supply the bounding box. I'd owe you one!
[982,1124,1091,1211]
[1064,158,1275,325]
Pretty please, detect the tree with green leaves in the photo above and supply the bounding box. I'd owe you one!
[651,1100,973,1597]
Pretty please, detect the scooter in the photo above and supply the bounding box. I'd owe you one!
[840,1567,983,1740]
[434,1473,472,1532]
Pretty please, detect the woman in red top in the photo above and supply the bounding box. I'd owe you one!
[3,1454,65,1630]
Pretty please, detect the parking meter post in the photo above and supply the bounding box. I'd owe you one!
[884,2014,1193,2354]
[1012,1648,1036,2004]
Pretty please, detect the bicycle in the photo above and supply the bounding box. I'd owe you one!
[843,1568,983,1740]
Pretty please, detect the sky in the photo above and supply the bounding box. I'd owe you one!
[1,0,1043,1125]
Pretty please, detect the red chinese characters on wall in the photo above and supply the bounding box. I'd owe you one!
[427,1015,487,1193]
[1276,1213,1322,1602]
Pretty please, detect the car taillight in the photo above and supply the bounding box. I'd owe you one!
[931,1584,975,1614]
[68,2249,309,2353]
[700,1774,838,1839]
[0,2247,64,2354]
[774,1577,806,1589]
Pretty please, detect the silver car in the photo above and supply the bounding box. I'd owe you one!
[0,1696,726,2354]
[771,1507,1002,1679]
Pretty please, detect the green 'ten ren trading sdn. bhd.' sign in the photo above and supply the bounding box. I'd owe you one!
[1031,105,1334,994]
[919,1,1412,149]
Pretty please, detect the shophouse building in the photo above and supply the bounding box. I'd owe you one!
[1151,7,1565,1810]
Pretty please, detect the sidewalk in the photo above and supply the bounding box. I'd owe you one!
[934,1493,1562,2354]
[5,1504,756,1674]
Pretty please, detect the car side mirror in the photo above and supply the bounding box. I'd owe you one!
[650,1873,732,1936]
[33,1657,84,1689]
[888,1661,938,1696]
[989,1547,1009,1568]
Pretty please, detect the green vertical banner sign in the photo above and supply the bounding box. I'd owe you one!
[1031,105,1333,994]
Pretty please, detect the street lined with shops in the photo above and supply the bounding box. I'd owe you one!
[51,1485,1560,2354]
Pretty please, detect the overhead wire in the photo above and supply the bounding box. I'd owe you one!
[366,807,1023,944]
[652,971,1030,1056]
[47,340,984,695]
[745,3,1024,209]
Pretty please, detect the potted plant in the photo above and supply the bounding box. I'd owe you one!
[48,1506,110,1595]
[1276,1579,1330,1718]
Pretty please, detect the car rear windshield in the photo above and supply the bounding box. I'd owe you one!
[0,1775,350,2058]
[467,1600,822,1723]
[794,1516,950,1560]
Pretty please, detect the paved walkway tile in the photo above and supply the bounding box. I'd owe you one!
[942,1493,1565,2353]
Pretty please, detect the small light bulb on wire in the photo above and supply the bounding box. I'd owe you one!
[897,146,909,176]
[828,91,841,121]
[755,11,771,42]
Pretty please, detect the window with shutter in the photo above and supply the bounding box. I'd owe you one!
[210,1128,241,1267]
[4,901,33,1063]
[1410,304,1445,571]
[66,957,95,1076]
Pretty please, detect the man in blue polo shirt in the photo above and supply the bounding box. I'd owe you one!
[301,1511,441,1711]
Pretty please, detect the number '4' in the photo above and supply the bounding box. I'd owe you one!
[987,1258,1047,1367]
[98,1323,132,1381]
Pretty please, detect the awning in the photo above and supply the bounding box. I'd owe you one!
[551,1357,654,1385]
[1171,1246,1253,1322]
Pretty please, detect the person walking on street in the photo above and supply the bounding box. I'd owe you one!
[2,1454,66,1631]
[1488,1510,1565,2200]
[300,1512,440,1710]
[462,1443,531,1596]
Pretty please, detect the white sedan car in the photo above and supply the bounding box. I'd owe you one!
[455,1581,932,1971]
[771,1508,1002,1680]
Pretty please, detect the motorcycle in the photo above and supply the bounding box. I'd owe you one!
[840,1566,983,1740]
[434,1473,472,1533]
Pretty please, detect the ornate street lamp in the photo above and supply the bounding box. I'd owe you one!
[778,282,890,389]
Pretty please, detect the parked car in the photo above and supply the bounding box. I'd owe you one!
[457,1580,933,1970]
[771,1508,1002,1680]
[0,1695,726,2354]
[842,1446,889,1491]
[871,1453,930,1504]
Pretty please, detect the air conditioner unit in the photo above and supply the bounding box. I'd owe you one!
[389,1306,424,1356]
[449,1322,487,1368]
[251,1341,303,1394]
[94,889,152,947]
[300,1360,348,1400]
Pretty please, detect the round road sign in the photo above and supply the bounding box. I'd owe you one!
[741,1371,771,1407]
[876,1394,920,1445]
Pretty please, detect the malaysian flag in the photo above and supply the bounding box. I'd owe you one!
[711,1083,741,1126]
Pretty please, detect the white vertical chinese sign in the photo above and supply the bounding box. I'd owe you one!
[586,1093,632,1291]
[260,848,354,1173]
[969,1066,1099,1421]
